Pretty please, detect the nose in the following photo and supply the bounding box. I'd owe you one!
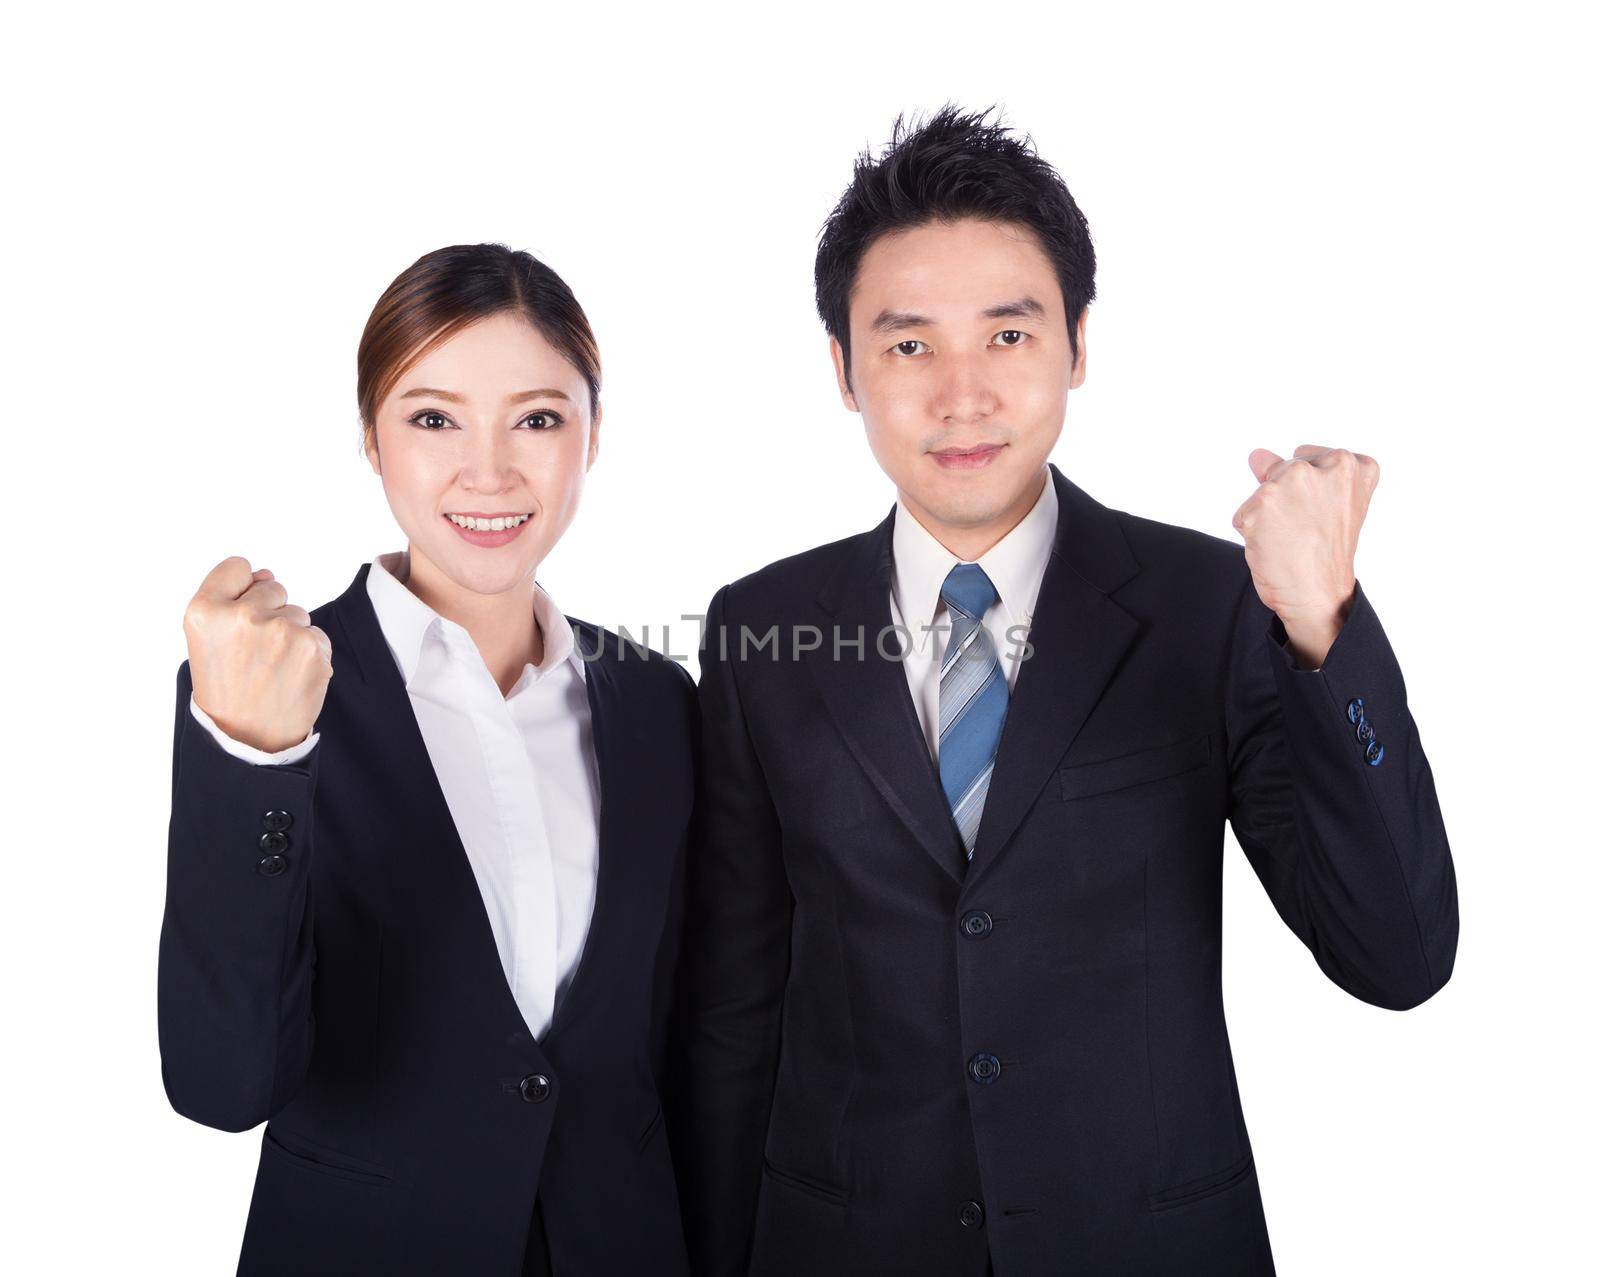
[459,423,517,493]
[932,349,999,426]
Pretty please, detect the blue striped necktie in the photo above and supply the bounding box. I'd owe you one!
[938,563,1009,861]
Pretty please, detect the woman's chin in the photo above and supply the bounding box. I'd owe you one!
[410,538,540,598]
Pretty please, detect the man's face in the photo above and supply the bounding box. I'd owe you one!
[831,217,1086,539]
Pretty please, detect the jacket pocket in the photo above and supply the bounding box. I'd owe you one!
[1059,732,1211,802]
[761,1157,848,1207]
[1147,1151,1254,1212]
[263,1126,392,1187]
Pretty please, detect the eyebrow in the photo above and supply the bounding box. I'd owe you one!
[867,295,1048,335]
[396,386,572,404]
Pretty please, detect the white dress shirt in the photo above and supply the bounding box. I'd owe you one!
[188,550,600,1041]
[888,473,1059,761]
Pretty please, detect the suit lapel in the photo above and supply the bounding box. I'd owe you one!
[546,623,632,1039]
[962,465,1142,888]
[325,563,534,1041]
[811,510,970,883]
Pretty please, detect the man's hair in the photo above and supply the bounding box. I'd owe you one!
[814,104,1096,392]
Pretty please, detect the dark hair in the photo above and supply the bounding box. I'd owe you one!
[814,104,1096,391]
[356,243,600,444]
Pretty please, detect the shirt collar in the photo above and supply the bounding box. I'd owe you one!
[366,550,584,689]
[890,471,1059,653]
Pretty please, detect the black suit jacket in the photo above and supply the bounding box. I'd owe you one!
[158,562,696,1276]
[668,464,1458,1276]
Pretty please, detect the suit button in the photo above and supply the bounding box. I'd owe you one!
[1364,739,1385,766]
[1355,717,1375,744]
[519,1073,552,1103]
[960,910,994,940]
[1346,697,1366,725]
[262,810,293,832]
[958,1200,985,1228]
[257,854,288,877]
[968,1053,1001,1084]
[259,831,289,854]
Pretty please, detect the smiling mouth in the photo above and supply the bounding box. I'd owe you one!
[444,512,531,532]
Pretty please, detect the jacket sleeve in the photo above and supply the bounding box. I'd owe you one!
[157,659,319,1131]
[1224,573,1459,1010]
[665,585,793,1276]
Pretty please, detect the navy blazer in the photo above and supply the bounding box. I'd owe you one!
[158,562,696,1276]
[668,464,1458,1276]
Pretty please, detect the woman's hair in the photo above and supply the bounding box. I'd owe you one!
[356,243,601,444]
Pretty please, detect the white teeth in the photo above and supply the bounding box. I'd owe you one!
[447,513,529,532]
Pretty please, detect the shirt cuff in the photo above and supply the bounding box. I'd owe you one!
[189,694,320,766]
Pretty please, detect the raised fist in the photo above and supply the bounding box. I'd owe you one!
[183,556,333,753]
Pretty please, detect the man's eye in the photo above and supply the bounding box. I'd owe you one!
[993,330,1028,347]
[892,340,929,357]
[519,411,564,430]
[408,410,452,430]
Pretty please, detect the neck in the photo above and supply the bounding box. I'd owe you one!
[398,546,545,695]
[901,467,1049,562]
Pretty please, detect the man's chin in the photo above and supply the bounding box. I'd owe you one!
[903,473,1031,532]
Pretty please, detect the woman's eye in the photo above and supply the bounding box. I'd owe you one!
[892,340,929,357]
[518,411,563,430]
[408,410,452,430]
[993,330,1028,347]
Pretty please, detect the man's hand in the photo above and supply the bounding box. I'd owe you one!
[184,556,333,753]
[1232,445,1379,669]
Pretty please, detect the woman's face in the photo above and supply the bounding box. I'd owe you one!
[364,311,599,598]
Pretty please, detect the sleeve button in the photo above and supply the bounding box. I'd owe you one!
[1364,739,1385,766]
[262,810,293,832]
[257,854,288,877]
[259,831,289,854]
[1346,697,1366,725]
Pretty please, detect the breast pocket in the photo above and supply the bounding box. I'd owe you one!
[1057,732,1212,802]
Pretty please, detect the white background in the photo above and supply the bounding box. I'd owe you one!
[4,2,1594,1272]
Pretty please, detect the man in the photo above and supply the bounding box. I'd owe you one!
[668,105,1458,1276]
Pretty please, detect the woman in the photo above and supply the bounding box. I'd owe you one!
[158,244,695,1275]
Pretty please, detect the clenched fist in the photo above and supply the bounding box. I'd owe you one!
[184,556,333,753]
[1232,444,1379,668]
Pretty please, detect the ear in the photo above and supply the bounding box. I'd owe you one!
[1068,310,1089,390]
[829,337,860,413]
[362,423,381,475]
[586,402,602,471]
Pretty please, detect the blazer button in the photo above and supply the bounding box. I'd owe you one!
[1355,717,1375,744]
[257,854,288,878]
[259,831,289,854]
[262,810,293,832]
[960,910,994,940]
[519,1073,552,1103]
[958,1200,985,1229]
[1346,697,1366,725]
[968,1053,1001,1085]
[1364,739,1385,766]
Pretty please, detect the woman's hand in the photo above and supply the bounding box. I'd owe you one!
[184,556,333,753]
